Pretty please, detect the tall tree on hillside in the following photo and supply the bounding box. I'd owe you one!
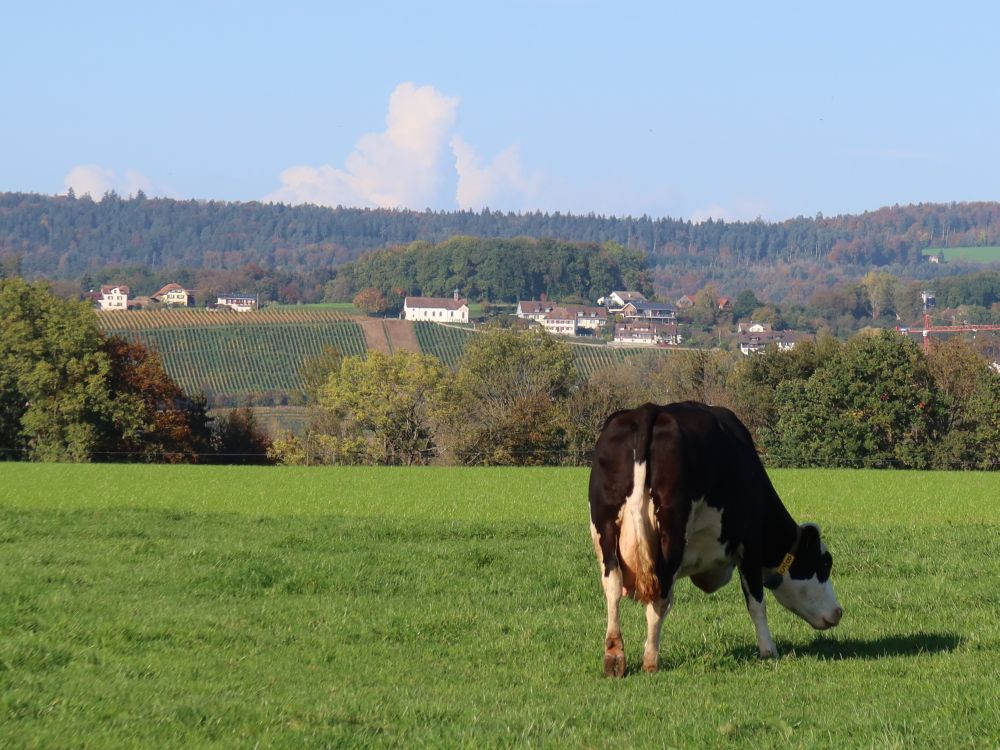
[432,327,575,465]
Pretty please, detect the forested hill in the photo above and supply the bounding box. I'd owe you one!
[2,191,999,280]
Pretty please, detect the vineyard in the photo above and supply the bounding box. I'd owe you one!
[413,322,475,368]
[102,313,367,405]
[413,322,670,377]
[100,313,675,410]
[96,308,354,328]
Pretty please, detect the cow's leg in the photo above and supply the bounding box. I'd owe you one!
[641,592,672,673]
[740,570,778,658]
[590,521,625,677]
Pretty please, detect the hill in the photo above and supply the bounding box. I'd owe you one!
[4,192,1000,284]
[98,311,670,408]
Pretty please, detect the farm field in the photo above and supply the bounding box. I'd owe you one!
[100,310,369,404]
[922,246,1000,264]
[1,465,998,748]
[100,312,675,407]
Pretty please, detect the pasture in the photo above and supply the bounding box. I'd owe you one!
[1,465,998,748]
[923,246,1000,264]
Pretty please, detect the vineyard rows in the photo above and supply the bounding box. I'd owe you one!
[100,315,674,406]
[413,322,474,368]
[96,308,353,329]
[103,321,367,404]
[413,322,667,378]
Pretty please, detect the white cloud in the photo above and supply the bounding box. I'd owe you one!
[63,165,162,199]
[265,82,459,209]
[451,136,542,210]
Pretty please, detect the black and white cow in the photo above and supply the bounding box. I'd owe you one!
[589,401,842,677]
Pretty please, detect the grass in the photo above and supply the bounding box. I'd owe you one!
[923,246,1000,264]
[1,465,998,748]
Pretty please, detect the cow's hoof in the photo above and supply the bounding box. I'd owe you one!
[641,660,659,674]
[603,650,626,678]
[758,648,779,660]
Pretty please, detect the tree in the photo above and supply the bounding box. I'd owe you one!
[210,406,273,465]
[432,328,575,465]
[559,364,652,465]
[732,289,763,321]
[99,336,213,462]
[0,278,137,461]
[270,350,449,466]
[860,271,898,320]
[772,331,941,468]
[926,338,1000,469]
[726,336,841,450]
[353,287,388,315]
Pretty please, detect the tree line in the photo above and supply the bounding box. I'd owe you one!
[330,236,653,305]
[272,326,1000,471]
[3,191,999,283]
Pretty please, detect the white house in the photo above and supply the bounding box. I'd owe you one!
[98,285,130,311]
[738,330,814,355]
[539,307,577,336]
[613,322,682,346]
[606,290,647,312]
[516,299,555,322]
[152,283,193,307]
[216,293,258,312]
[564,304,608,331]
[403,295,469,323]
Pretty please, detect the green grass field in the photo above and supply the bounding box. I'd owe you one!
[923,246,1000,264]
[1,465,998,748]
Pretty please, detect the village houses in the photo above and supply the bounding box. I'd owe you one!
[516,297,607,336]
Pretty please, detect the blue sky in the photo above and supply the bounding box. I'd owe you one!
[3,1,998,221]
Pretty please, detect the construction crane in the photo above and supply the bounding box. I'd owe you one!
[897,290,1000,352]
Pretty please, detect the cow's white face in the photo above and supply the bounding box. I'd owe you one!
[769,524,843,630]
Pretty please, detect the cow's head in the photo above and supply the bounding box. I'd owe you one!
[766,523,843,630]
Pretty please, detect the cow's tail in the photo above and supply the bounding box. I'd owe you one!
[629,404,661,602]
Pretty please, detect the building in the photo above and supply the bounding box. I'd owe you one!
[737,329,814,355]
[402,295,470,323]
[216,293,258,312]
[605,290,648,312]
[152,283,194,307]
[620,300,677,324]
[516,299,555,322]
[564,304,608,331]
[98,285,130,311]
[539,307,576,336]
[613,322,682,346]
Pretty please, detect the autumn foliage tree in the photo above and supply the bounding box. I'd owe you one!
[99,336,213,462]
[352,287,389,315]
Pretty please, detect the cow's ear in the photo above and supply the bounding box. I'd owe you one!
[798,523,820,553]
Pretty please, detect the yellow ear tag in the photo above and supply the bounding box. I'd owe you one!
[775,554,795,575]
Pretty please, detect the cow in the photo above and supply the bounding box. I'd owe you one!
[589,401,842,677]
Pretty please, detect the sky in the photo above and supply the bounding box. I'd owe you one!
[3,1,999,222]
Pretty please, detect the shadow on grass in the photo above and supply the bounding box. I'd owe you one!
[749,632,962,661]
